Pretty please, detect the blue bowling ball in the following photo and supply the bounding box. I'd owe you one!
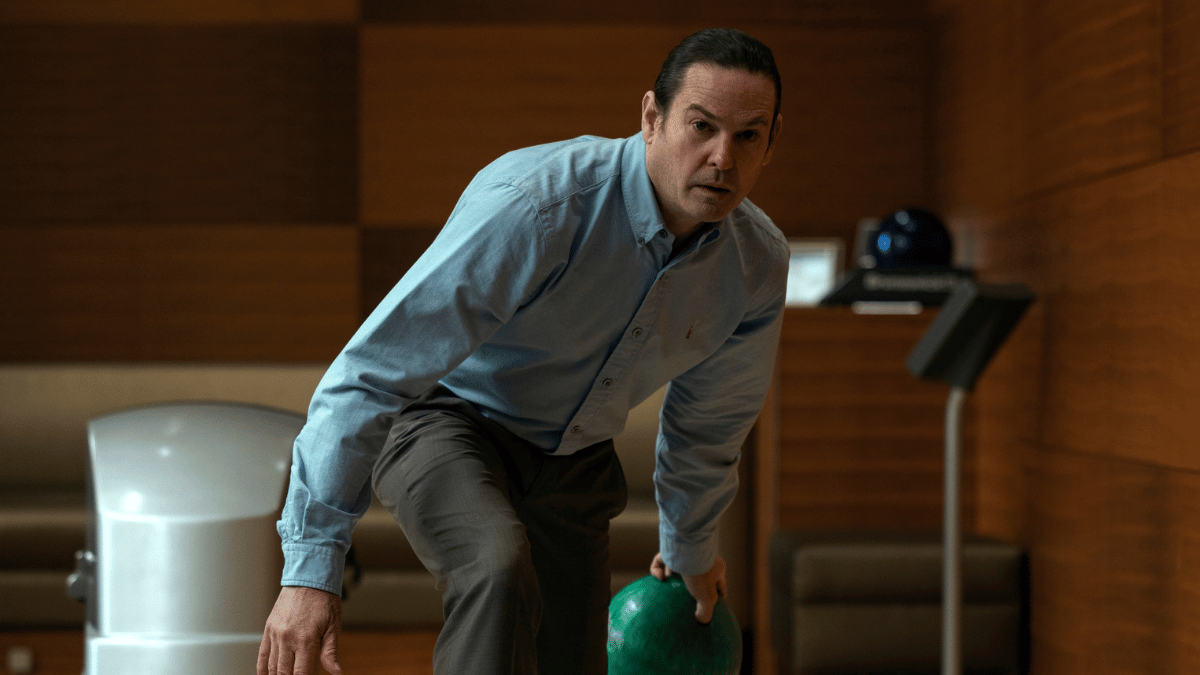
[871,207,953,268]
[607,575,742,675]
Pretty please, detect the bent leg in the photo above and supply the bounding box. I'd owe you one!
[372,407,541,675]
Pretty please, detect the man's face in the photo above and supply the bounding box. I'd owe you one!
[641,63,781,239]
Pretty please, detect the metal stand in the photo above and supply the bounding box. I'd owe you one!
[942,386,967,675]
[899,280,1032,675]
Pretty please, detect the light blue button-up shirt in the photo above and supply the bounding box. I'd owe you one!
[279,133,788,593]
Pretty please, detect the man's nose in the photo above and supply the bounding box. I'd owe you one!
[707,135,735,171]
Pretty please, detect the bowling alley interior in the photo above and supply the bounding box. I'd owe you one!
[2,1,1199,674]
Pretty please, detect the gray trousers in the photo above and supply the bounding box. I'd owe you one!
[371,386,628,675]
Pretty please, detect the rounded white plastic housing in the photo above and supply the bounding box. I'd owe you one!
[84,402,302,675]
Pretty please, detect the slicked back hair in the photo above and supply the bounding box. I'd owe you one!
[652,28,782,139]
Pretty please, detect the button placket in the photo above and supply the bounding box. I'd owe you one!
[558,276,665,453]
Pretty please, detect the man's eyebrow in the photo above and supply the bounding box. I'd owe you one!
[684,103,770,128]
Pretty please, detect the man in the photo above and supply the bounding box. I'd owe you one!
[258,27,787,675]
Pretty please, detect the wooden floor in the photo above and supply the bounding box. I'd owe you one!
[1,629,439,675]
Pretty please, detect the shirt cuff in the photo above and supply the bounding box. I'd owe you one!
[280,542,345,595]
[658,525,717,577]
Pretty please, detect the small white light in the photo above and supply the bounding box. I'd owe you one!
[121,491,144,513]
[6,646,34,674]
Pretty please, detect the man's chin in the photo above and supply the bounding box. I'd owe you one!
[690,201,738,224]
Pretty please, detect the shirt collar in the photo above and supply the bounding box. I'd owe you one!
[621,134,670,249]
[620,134,725,251]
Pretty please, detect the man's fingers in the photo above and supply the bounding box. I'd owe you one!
[694,597,716,624]
[257,634,270,675]
[320,625,343,675]
[259,625,321,675]
[650,553,728,623]
[267,634,285,675]
[290,626,325,675]
[650,552,671,581]
[692,584,719,624]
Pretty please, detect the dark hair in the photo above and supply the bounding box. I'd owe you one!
[652,28,782,135]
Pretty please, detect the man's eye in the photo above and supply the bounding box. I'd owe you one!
[738,130,759,142]
[692,121,712,132]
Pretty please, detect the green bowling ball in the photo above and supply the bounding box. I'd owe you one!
[607,575,742,675]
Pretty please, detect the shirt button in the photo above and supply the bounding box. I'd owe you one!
[602,378,614,388]
[631,327,644,338]
[657,230,667,238]
[571,425,583,434]
[637,236,647,245]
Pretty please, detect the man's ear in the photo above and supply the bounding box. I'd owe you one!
[641,91,661,143]
[763,113,783,166]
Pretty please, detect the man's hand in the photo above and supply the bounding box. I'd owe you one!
[650,552,727,624]
[257,586,344,675]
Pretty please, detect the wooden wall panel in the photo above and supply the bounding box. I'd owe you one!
[773,308,967,531]
[361,23,933,248]
[0,0,357,24]
[933,1,1200,672]
[755,23,933,243]
[360,24,667,224]
[930,0,1050,534]
[362,0,926,24]
[969,284,1045,543]
[1034,153,1200,472]
[0,25,357,224]
[1028,451,1200,675]
[1163,0,1200,156]
[0,225,358,361]
[360,25,667,226]
[1023,0,1161,194]
[360,226,441,319]
[1168,473,1200,672]
[932,0,1025,216]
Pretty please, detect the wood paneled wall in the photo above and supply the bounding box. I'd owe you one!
[932,0,1200,672]
[0,2,933,362]
[772,308,968,531]
[0,17,361,361]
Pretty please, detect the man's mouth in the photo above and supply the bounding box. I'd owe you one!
[697,184,732,195]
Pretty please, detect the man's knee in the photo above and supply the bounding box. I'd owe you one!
[460,523,536,588]
[443,523,542,625]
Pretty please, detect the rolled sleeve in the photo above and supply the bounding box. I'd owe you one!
[275,181,552,589]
